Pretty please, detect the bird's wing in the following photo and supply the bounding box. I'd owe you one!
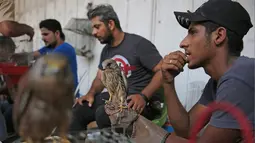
[101,71,107,87]
[120,69,128,93]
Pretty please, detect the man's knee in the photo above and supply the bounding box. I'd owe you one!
[95,105,105,120]
[69,104,95,131]
[95,105,111,129]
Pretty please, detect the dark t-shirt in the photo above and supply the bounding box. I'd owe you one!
[198,56,254,130]
[98,32,162,96]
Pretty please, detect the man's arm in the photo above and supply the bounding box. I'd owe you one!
[88,46,108,96]
[163,82,209,138]
[31,48,45,60]
[167,77,253,142]
[136,38,163,99]
[32,51,41,59]
[197,125,241,143]
[0,21,34,39]
[161,51,212,138]
[86,69,105,96]
[141,60,162,99]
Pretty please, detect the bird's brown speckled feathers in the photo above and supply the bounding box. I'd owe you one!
[101,58,128,105]
[13,53,75,143]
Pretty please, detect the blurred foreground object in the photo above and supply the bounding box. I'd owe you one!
[83,128,134,143]
[101,59,170,143]
[189,102,254,143]
[13,53,75,143]
[15,128,133,143]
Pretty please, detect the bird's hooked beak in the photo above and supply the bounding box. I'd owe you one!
[102,62,107,71]
[102,59,117,70]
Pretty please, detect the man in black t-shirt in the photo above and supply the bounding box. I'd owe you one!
[69,4,163,131]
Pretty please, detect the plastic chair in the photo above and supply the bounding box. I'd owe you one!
[152,87,168,127]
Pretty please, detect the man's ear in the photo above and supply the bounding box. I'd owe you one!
[55,30,60,38]
[213,27,227,46]
[108,20,115,31]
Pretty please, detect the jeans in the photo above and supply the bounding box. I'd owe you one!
[69,92,110,132]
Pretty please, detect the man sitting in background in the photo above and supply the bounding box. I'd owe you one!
[33,19,79,98]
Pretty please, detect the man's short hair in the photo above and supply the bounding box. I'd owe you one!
[39,19,65,40]
[87,4,122,31]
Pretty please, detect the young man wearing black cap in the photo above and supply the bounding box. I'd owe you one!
[162,0,254,142]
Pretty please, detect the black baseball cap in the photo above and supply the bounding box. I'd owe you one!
[174,0,253,38]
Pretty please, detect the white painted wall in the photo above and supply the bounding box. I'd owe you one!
[13,0,255,109]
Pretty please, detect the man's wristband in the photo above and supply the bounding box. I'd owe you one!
[139,93,149,103]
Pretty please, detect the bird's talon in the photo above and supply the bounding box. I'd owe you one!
[61,136,70,143]
[118,105,128,112]
[105,100,110,104]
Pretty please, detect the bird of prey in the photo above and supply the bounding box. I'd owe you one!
[101,59,170,143]
[101,58,128,112]
[12,53,75,143]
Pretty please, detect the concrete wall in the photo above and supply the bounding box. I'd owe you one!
[13,0,255,109]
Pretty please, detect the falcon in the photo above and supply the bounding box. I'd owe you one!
[12,53,75,143]
[101,58,128,112]
[101,59,170,143]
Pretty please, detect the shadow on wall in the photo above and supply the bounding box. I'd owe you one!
[185,81,206,111]
[64,17,95,60]
[63,17,97,95]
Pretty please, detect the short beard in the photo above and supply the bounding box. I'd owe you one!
[100,26,114,45]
